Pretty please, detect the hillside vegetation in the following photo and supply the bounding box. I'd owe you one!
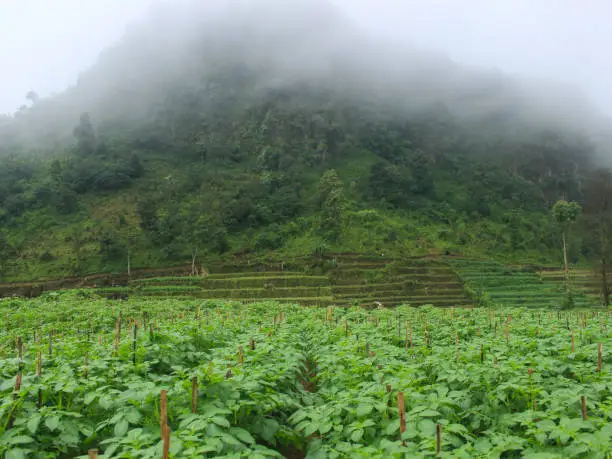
[1,0,612,283]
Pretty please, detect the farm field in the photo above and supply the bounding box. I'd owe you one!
[0,294,610,458]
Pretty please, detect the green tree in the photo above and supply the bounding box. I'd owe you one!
[583,169,612,306]
[317,169,345,240]
[68,226,87,275]
[0,233,15,280]
[73,113,97,156]
[552,200,581,306]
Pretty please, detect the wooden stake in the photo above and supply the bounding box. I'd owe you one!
[455,332,459,363]
[88,449,98,459]
[398,392,406,434]
[436,423,442,455]
[238,346,244,364]
[597,343,603,373]
[162,425,171,459]
[571,330,575,353]
[249,338,255,350]
[409,323,413,348]
[132,321,138,365]
[8,372,22,428]
[191,377,198,413]
[16,336,23,361]
[160,390,168,440]
[581,395,588,420]
[37,351,42,407]
[14,372,22,393]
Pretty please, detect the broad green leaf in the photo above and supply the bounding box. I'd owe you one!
[231,427,255,444]
[350,429,364,442]
[27,415,41,435]
[384,422,399,435]
[356,404,373,417]
[211,416,230,428]
[418,419,436,437]
[5,449,27,459]
[9,436,34,445]
[169,438,183,455]
[84,392,97,405]
[114,419,129,437]
[125,409,141,424]
[45,415,60,432]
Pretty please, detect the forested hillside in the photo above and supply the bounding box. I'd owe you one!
[1,0,612,281]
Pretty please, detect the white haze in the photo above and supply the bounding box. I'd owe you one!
[0,0,610,121]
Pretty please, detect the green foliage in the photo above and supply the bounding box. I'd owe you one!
[0,46,608,280]
[0,298,610,457]
[552,201,582,230]
[318,170,345,240]
[73,113,97,156]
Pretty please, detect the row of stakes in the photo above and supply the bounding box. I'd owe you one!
[3,311,608,456]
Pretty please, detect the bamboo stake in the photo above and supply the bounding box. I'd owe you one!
[398,392,406,434]
[162,425,171,459]
[133,321,138,365]
[238,346,244,364]
[409,322,413,348]
[37,351,42,407]
[88,449,98,459]
[455,332,459,363]
[571,330,575,353]
[597,343,603,373]
[191,377,198,413]
[8,372,22,428]
[16,336,23,361]
[160,390,168,440]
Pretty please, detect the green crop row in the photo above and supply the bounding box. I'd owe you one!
[1,296,610,458]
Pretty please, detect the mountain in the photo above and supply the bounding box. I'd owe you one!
[0,0,610,281]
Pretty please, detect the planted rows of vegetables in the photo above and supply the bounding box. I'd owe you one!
[0,292,610,458]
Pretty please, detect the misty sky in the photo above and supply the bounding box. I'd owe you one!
[1,0,611,115]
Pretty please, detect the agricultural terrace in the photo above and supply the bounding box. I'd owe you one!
[0,294,610,458]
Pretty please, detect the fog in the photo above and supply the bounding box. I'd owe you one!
[1,0,611,116]
[1,0,611,159]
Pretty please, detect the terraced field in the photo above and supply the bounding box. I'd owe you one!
[329,256,471,307]
[88,256,610,309]
[539,268,610,305]
[451,259,597,308]
[92,255,473,308]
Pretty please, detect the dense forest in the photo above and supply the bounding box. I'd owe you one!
[2,0,612,281]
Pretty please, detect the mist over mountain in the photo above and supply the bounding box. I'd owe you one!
[1,0,612,281]
[3,0,609,156]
